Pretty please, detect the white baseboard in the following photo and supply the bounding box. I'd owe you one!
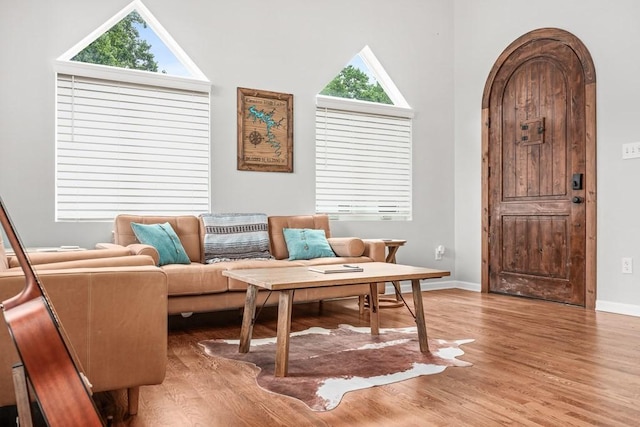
[383,282,640,318]
[384,280,481,295]
[446,281,482,292]
[596,300,640,317]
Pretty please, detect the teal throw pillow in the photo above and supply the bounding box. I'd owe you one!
[130,222,191,266]
[282,228,336,261]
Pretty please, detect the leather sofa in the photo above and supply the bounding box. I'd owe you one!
[0,247,167,414]
[100,214,386,316]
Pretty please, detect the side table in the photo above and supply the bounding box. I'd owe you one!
[379,239,407,308]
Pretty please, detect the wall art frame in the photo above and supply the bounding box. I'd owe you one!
[237,87,293,172]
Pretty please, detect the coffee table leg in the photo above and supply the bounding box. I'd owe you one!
[239,284,258,353]
[369,282,380,335]
[411,278,429,352]
[275,289,294,377]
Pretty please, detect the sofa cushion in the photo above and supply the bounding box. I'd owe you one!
[131,222,191,266]
[268,215,332,260]
[114,215,202,263]
[200,213,272,263]
[283,228,336,260]
[161,262,229,296]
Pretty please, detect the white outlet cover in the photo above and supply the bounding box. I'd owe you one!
[622,142,640,159]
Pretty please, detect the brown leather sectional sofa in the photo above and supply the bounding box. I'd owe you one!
[101,214,386,316]
[0,247,167,413]
[0,214,383,415]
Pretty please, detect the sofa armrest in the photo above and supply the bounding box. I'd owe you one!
[5,254,156,272]
[7,247,133,269]
[327,237,365,257]
[94,242,122,250]
[0,265,168,407]
[362,239,386,262]
[96,242,160,266]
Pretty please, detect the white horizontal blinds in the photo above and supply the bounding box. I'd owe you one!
[316,107,412,220]
[56,74,210,221]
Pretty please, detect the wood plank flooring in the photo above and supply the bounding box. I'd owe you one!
[3,289,640,426]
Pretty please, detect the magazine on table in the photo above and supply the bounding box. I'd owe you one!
[308,264,364,274]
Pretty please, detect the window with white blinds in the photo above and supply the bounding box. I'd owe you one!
[56,74,210,221]
[315,107,412,220]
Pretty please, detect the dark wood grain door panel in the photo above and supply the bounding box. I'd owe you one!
[487,36,587,305]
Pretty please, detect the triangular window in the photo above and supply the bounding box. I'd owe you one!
[319,46,409,108]
[58,0,206,81]
[71,10,190,77]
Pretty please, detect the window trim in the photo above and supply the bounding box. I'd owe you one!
[54,60,211,94]
[357,45,410,109]
[316,94,414,119]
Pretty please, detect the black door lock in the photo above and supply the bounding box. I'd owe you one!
[572,173,583,190]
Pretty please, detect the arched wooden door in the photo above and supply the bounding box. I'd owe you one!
[481,28,597,308]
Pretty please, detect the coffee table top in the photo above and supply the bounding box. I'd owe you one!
[222,262,450,291]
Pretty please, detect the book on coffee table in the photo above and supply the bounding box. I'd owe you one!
[308,264,364,274]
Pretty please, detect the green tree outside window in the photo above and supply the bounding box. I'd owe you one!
[72,11,158,72]
[320,65,392,105]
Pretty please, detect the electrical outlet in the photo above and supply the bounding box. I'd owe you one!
[622,142,640,159]
[622,257,633,274]
[435,245,445,260]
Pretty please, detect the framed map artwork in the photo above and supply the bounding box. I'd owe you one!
[237,87,293,172]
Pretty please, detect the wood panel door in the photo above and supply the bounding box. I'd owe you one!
[481,29,597,307]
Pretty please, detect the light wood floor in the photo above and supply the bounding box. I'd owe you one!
[4,289,640,426]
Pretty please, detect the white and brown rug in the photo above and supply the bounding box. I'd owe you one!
[199,324,473,411]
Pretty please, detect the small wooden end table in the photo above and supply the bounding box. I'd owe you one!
[379,239,407,308]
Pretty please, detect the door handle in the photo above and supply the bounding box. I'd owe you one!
[572,196,584,204]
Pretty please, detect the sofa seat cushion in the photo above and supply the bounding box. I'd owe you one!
[162,263,229,296]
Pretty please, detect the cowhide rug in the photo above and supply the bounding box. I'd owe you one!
[199,324,473,411]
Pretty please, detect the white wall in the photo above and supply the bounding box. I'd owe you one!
[6,1,636,313]
[454,0,640,312]
[0,1,455,273]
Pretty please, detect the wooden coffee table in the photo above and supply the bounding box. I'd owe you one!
[222,262,450,377]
